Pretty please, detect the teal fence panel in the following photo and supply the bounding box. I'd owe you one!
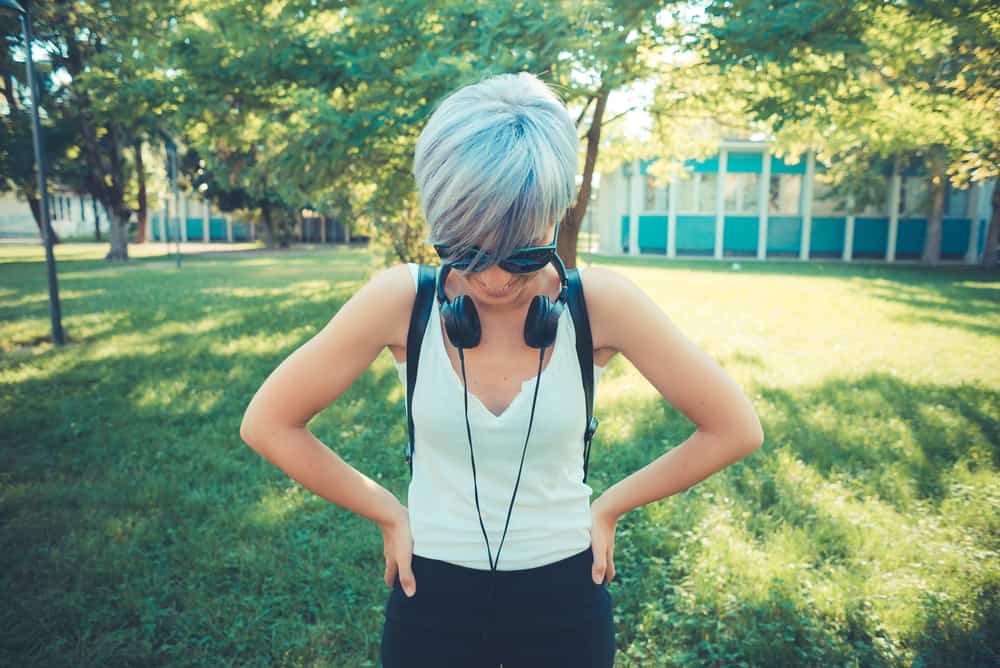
[723,216,758,254]
[942,218,971,257]
[620,215,629,253]
[638,215,667,253]
[233,222,251,241]
[767,216,802,254]
[811,217,845,255]
[977,219,987,256]
[185,218,204,241]
[853,217,889,256]
[895,218,926,257]
[676,215,715,254]
[209,217,228,241]
[727,152,763,173]
[151,214,161,241]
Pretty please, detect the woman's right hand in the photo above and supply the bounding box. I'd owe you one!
[379,503,416,597]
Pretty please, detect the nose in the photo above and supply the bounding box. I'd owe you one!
[476,265,514,287]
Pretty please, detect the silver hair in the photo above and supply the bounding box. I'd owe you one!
[413,71,579,271]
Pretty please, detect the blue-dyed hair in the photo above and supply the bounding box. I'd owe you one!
[413,72,578,272]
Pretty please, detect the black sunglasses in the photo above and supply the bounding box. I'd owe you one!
[434,224,560,274]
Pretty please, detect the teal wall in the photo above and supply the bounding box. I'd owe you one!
[811,217,846,255]
[853,218,889,256]
[727,152,763,173]
[233,222,251,241]
[209,217,227,241]
[638,215,668,253]
[185,218,204,241]
[684,156,720,174]
[616,213,981,259]
[723,216,758,253]
[771,155,807,174]
[942,219,972,256]
[767,216,802,254]
[896,219,926,256]
[675,215,715,253]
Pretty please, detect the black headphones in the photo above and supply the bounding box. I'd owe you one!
[435,253,570,576]
[436,253,570,350]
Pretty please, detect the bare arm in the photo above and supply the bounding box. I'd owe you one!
[583,266,765,585]
[584,267,765,520]
[239,264,414,528]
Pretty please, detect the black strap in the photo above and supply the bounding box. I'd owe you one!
[566,267,599,483]
[405,264,437,476]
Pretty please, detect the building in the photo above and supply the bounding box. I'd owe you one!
[0,188,351,244]
[592,140,995,263]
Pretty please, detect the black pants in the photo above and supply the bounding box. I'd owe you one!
[380,547,615,668]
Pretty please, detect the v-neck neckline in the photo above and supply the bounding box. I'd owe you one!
[434,307,563,421]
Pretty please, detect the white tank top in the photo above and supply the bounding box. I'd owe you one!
[393,263,606,571]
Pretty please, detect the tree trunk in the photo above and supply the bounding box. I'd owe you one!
[92,196,102,240]
[260,202,276,248]
[27,195,62,244]
[104,208,130,261]
[981,181,1000,267]
[133,138,148,244]
[922,155,945,264]
[559,88,609,269]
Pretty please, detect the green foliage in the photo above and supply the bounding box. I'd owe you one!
[701,0,1000,189]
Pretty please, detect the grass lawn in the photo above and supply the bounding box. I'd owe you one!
[2,242,998,667]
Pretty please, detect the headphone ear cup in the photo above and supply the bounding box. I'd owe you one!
[442,294,482,348]
[524,295,563,349]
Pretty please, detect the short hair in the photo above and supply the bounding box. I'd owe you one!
[413,71,579,272]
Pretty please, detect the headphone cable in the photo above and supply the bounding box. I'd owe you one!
[458,345,546,574]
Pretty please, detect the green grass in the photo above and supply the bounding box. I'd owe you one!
[2,243,999,667]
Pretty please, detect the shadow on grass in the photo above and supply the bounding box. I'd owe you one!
[588,371,998,667]
[2,248,998,667]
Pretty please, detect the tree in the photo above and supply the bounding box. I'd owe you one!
[701,0,1000,265]
[163,0,684,267]
[5,1,183,260]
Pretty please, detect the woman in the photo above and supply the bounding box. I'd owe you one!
[240,72,764,667]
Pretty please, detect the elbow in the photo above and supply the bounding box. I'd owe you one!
[240,413,265,452]
[741,418,765,454]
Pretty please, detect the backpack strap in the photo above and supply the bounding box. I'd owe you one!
[405,264,437,476]
[565,266,599,483]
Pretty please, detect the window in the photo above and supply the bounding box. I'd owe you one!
[944,186,969,218]
[724,173,760,214]
[812,177,846,216]
[643,175,668,211]
[900,177,928,217]
[769,174,802,214]
[677,177,696,212]
[698,173,717,213]
[676,173,717,213]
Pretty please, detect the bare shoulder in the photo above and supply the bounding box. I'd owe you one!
[357,263,417,352]
[578,265,650,361]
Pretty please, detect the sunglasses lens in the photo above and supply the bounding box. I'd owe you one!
[435,245,478,270]
[435,242,554,273]
[499,247,555,273]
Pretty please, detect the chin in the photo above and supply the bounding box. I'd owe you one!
[473,279,526,301]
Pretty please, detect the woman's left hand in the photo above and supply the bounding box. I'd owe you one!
[590,495,620,585]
